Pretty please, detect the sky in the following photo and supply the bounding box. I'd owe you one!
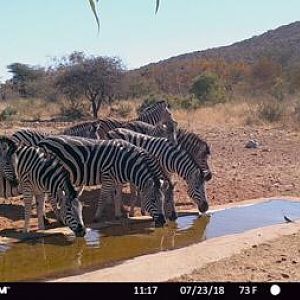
[0,0,300,82]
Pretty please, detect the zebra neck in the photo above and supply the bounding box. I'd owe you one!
[170,145,196,181]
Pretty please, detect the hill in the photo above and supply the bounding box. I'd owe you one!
[141,21,300,70]
[125,21,300,97]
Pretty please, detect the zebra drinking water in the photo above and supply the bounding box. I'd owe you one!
[106,128,209,215]
[37,135,169,226]
[0,136,86,236]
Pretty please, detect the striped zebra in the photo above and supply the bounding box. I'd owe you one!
[0,129,54,199]
[63,120,98,139]
[37,135,170,226]
[96,119,177,141]
[12,128,47,146]
[175,128,212,181]
[0,136,86,236]
[10,128,176,221]
[106,128,209,214]
[62,100,175,139]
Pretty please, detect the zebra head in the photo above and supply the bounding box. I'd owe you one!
[0,136,19,187]
[158,101,175,125]
[140,179,166,228]
[187,169,209,214]
[58,187,86,237]
[155,120,178,144]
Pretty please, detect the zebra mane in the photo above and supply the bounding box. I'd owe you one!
[177,128,211,155]
[63,120,99,132]
[139,100,166,115]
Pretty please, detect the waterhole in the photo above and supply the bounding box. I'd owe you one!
[0,198,299,281]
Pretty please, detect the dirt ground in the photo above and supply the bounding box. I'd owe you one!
[0,122,300,281]
[175,231,300,282]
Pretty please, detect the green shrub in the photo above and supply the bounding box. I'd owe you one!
[0,106,18,121]
[190,72,227,104]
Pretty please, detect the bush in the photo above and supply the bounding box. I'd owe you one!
[0,106,18,121]
[257,101,284,123]
[190,72,227,104]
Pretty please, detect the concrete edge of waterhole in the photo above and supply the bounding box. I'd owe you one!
[46,196,300,282]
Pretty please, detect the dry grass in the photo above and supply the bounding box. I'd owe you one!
[0,98,60,121]
[1,97,300,130]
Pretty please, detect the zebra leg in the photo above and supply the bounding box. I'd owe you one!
[48,195,62,223]
[114,184,123,219]
[138,191,146,216]
[22,186,34,233]
[162,181,177,221]
[94,178,115,222]
[129,184,137,217]
[42,193,52,225]
[36,194,46,230]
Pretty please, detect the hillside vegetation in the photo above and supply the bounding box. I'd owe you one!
[1,22,300,126]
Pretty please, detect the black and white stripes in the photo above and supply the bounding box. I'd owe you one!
[106,129,209,213]
[0,137,86,236]
[38,135,169,226]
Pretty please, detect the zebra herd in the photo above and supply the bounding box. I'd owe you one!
[0,101,212,237]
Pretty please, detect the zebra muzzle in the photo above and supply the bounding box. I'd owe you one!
[74,224,86,237]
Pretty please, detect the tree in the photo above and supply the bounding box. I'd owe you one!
[190,72,226,104]
[56,53,123,118]
[7,63,45,97]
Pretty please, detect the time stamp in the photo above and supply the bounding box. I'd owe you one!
[133,284,282,296]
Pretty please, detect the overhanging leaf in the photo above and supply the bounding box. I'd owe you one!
[155,0,160,14]
[88,0,100,32]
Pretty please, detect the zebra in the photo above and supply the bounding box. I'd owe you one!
[10,128,177,221]
[62,100,175,139]
[0,136,86,236]
[37,135,170,227]
[63,120,98,139]
[12,128,48,147]
[175,128,212,181]
[96,119,177,142]
[106,128,209,215]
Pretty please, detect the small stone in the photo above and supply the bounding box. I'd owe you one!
[281,273,290,279]
[245,139,259,149]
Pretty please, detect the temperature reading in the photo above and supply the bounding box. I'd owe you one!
[239,286,258,295]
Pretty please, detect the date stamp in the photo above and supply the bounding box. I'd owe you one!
[179,285,225,296]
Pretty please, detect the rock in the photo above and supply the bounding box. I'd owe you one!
[245,139,259,149]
